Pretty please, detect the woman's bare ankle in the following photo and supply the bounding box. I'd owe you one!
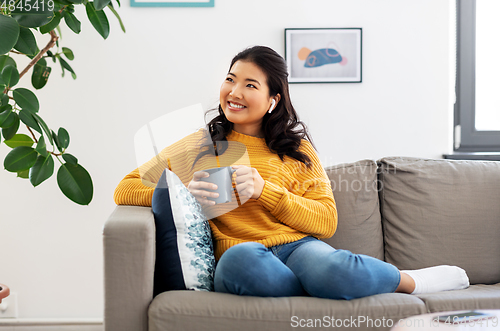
[395,272,416,294]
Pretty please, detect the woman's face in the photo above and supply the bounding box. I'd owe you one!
[220,60,277,137]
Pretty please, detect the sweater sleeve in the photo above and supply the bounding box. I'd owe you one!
[257,142,338,239]
[113,128,210,207]
[113,168,155,207]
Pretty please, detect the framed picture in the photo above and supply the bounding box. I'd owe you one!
[285,28,362,83]
[130,0,214,7]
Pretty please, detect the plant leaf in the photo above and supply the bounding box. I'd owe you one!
[4,146,37,172]
[107,4,125,33]
[40,12,62,34]
[0,55,17,71]
[0,111,15,128]
[62,47,74,60]
[56,25,62,40]
[32,60,51,89]
[57,163,93,205]
[4,133,34,148]
[12,14,55,29]
[17,169,29,178]
[57,127,69,149]
[62,153,77,165]
[29,154,54,186]
[86,2,110,39]
[1,65,20,88]
[19,109,42,134]
[95,0,111,11]
[10,0,54,15]
[62,11,81,34]
[0,93,9,106]
[59,57,75,74]
[12,13,55,29]
[32,113,53,144]
[0,108,13,127]
[14,27,38,56]
[2,113,20,140]
[26,45,39,59]
[0,15,20,55]
[35,135,48,157]
[65,4,75,13]
[11,0,55,28]
[58,56,65,77]
[0,104,12,112]
[13,88,40,112]
[51,129,61,151]
[37,57,47,67]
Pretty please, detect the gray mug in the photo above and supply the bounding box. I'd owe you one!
[199,166,236,204]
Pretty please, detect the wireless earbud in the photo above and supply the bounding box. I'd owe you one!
[268,99,276,113]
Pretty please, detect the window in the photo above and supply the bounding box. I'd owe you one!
[449,0,500,160]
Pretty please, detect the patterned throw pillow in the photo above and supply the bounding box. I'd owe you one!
[152,169,215,296]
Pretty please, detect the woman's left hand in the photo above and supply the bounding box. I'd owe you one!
[232,165,265,200]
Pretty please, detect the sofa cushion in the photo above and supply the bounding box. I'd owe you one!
[378,157,500,285]
[152,169,215,295]
[323,160,384,260]
[149,291,426,331]
[415,283,500,313]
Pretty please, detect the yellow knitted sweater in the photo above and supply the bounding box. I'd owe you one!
[114,129,337,259]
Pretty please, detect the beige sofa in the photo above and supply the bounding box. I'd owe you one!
[103,157,500,331]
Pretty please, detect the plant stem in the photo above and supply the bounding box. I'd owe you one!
[26,125,38,144]
[17,30,59,83]
[55,155,63,165]
[26,125,38,143]
[26,125,62,157]
[25,124,61,156]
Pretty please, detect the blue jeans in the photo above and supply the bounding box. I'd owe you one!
[214,237,401,300]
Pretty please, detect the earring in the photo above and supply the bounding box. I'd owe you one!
[268,99,276,113]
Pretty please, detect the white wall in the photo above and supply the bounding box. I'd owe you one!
[0,0,453,319]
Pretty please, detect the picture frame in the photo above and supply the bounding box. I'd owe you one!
[285,28,362,83]
[130,0,214,7]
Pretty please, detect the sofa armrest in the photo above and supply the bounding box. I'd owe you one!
[103,205,155,331]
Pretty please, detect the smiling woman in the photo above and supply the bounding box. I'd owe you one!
[114,46,470,301]
[219,61,280,138]
[204,46,315,167]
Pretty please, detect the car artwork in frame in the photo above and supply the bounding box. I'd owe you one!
[285,28,362,83]
[130,0,214,7]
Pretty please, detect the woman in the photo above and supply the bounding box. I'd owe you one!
[114,46,469,300]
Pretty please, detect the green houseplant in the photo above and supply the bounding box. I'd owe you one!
[0,0,124,204]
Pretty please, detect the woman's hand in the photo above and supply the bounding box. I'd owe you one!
[232,165,265,200]
[187,171,218,206]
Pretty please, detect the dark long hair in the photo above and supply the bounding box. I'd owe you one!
[196,46,315,168]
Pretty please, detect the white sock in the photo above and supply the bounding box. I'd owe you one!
[402,265,470,295]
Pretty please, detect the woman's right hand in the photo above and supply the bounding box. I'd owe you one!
[187,171,218,206]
